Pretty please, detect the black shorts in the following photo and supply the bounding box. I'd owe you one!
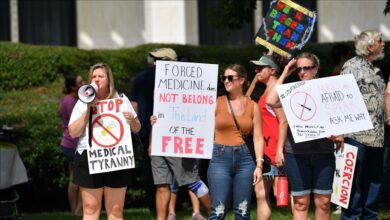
[73,151,132,188]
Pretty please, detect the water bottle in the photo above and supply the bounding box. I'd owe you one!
[276,176,289,207]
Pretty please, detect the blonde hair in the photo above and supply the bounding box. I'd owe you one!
[296,52,320,67]
[354,30,382,56]
[88,63,117,99]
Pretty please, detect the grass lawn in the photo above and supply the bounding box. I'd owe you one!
[21,206,390,220]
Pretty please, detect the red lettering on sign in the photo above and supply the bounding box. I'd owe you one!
[276,1,285,11]
[160,93,178,102]
[184,137,192,154]
[162,136,205,155]
[115,99,123,112]
[108,99,114,111]
[285,41,295,50]
[174,136,183,153]
[346,151,355,159]
[279,13,287,23]
[98,101,107,113]
[267,29,275,38]
[162,136,171,152]
[283,28,292,38]
[196,138,204,154]
[98,99,123,113]
[339,150,356,206]
[294,11,303,21]
[290,20,297,29]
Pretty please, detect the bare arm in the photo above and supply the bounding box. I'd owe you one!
[68,108,90,138]
[274,106,288,168]
[131,101,139,114]
[252,103,264,185]
[385,82,390,126]
[148,115,158,157]
[266,59,297,108]
[123,111,141,133]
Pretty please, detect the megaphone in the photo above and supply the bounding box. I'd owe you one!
[78,82,98,104]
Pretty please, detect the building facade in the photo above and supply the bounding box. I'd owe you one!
[1,0,389,49]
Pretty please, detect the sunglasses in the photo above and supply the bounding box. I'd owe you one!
[255,66,271,72]
[220,75,239,82]
[296,65,316,73]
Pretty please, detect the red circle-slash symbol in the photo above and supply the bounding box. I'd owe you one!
[290,91,317,121]
[91,113,124,148]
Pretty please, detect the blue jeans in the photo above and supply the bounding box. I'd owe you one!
[207,144,255,220]
[341,138,384,220]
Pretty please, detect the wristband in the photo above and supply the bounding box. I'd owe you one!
[385,119,390,124]
[256,158,264,162]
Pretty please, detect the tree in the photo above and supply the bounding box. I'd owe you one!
[385,0,390,15]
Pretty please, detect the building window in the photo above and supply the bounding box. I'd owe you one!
[0,0,10,41]
[198,0,254,45]
[18,0,76,46]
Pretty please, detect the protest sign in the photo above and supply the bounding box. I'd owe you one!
[331,143,358,209]
[87,98,134,174]
[151,61,218,159]
[255,0,316,58]
[276,74,373,143]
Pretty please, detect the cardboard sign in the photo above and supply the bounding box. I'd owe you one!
[87,98,134,174]
[152,61,218,159]
[331,143,358,209]
[276,74,373,143]
[255,0,316,58]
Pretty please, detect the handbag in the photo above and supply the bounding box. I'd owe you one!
[226,96,271,173]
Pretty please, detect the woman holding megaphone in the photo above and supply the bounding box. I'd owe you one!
[69,63,141,220]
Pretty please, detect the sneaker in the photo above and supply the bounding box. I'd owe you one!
[167,213,176,220]
[192,212,206,220]
[332,205,342,215]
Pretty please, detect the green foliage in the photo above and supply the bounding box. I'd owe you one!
[0,79,68,194]
[23,206,390,219]
[0,43,89,90]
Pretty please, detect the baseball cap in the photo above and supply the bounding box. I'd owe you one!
[250,55,280,73]
[149,48,177,61]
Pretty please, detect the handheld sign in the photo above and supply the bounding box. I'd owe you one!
[276,74,373,143]
[331,143,358,209]
[152,61,218,159]
[255,0,316,58]
[87,98,135,174]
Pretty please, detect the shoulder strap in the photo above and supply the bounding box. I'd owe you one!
[88,106,93,147]
[226,96,245,138]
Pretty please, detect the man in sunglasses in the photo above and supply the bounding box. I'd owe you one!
[335,30,387,220]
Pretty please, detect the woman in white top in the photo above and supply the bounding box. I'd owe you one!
[69,63,141,220]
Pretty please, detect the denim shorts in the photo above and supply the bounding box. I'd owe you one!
[263,165,282,177]
[285,153,335,196]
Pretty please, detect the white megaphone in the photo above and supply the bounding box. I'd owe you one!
[78,82,98,104]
